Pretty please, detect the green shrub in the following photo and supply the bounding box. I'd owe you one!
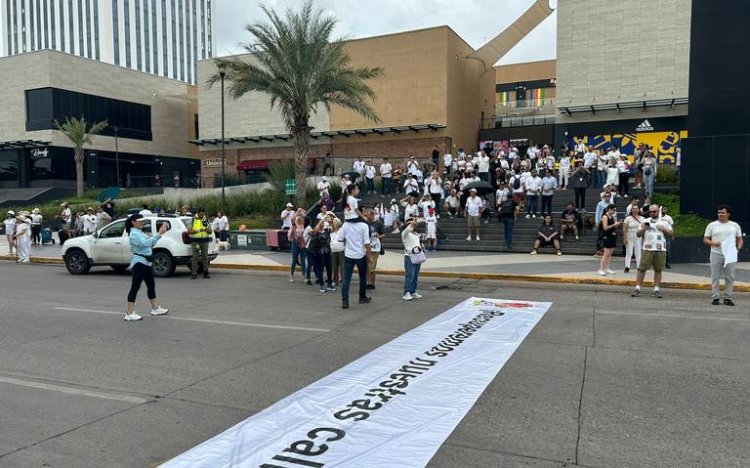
[656,165,679,184]
[652,192,709,238]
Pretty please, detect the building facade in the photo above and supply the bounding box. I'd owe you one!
[0,50,200,189]
[195,27,496,187]
[0,0,215,84]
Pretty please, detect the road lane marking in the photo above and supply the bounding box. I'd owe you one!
[0,376,149,404]
[54,307,332,333]
[597,310,750,322]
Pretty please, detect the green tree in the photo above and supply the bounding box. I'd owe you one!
[54,117,108,197]
[209,1,382,205]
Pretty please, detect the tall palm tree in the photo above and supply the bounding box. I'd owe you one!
[208,1,383,205]
[54,117,108,197]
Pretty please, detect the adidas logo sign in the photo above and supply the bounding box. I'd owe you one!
[636,120,654,132]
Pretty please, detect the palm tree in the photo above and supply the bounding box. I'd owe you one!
[208,1,383,205]
[54,117,108,197]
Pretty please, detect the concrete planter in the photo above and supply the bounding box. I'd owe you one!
[229,230,269,250]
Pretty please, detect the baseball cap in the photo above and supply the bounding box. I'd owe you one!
[286,203,294,208]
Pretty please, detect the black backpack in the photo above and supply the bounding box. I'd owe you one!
[500,200,515,218]
[512,175,521,190]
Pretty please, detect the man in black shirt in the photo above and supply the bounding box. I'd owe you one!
[560,202,580,241]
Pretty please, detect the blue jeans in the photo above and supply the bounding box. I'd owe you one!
[541,195,553,215]
[313,253,333,287]
[305,250,315,280]
[381,177,392,196]
[644,171,655,197]
[403,255,421,294]
[526,195,539,215]
[366,177,375,192]
[342,256,368,303]
[597,170,606,188]
[290,244,306,276]
[503,217,515,248]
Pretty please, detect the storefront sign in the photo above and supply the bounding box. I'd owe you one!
[203,157,227,168]
[237,235,248,246]
[160,297,552,468]
[635,120,655,132]
[31,147,49,159]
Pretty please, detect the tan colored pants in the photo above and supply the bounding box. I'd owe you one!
[191,242,209,275]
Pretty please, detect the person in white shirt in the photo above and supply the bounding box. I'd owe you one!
[4,211,16,255]
[675,147,681,176]
[631,204,673,298]
[379,158,393,196]
[607,144,621,162]
[364,161,376,194]
[401,194,420,222]
[443,152,453,175]
[317,177,331,198]
[418,194,436,217]
[280,203,295,229]
[524,170,543,218]
[217,209,230,249]
[59,202,72,239]
[616,155,630,198]
[424,207,438,251]
[352,157,365,175]
[403,174,419,195]
[584,146,597,170]
[559,152,571,189]
[82,208,98,235]
[13,212,31,262]
[464,188,483,241]
[29,208,43,244]
[211,215,222,240]
[337,219,372,308]
[406,156,419,175]
[703,204,743,305]
[622,205,644,273]
[443,189,460,218]
[596,150,608,189]
[540,172,558,216]
[509,170,525,206]
[329,218,346,285]
[343,184,365,223]
[495,182,510,211]
[575,140,587,155]
[477,152,490,182]
[401,217,424,301]
[425,171,443,214]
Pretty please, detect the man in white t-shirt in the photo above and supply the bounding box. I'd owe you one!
[317,177,331,198]
[443,189,460,218]
[337,220,372,309]
[477,152,490,182]
[364,161,376,194]
[379,158,393,197]
[632,204,673,298]
[523,170,542,218]
[82,208,98,235]
[352,157,365,175]
[464,188,483,241]
[704,204,744,305]
[280,203,295,229]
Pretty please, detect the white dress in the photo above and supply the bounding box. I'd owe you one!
[605,166,619,187]
[425,215,437,239]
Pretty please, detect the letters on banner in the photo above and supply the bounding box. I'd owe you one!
[161,297,552,468]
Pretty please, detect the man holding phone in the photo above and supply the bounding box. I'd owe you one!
[631,204,673,298]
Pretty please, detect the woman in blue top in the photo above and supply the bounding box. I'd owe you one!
[124,214,170,322]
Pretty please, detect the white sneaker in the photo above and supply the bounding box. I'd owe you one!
[598,270,607,276]
[525,214,531,219]
[476,236,481,241]
[289,275,294,283]
[124,312,143,321]
[606,269,615,275]
[412,292,423,299]
[402,292,413,301]
[150,306,169,316]
[466,236,472,241]
[392,229,400,234]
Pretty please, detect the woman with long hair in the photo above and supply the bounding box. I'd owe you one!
[124,214,169,321]
[288,214,307,282]
[598,204,622,276]
[401,217,424,301]
[310,218,336,293]
[343,183,365,223]
[329,217,345,285]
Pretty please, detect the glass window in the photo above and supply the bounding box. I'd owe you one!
[112,0,119,64]
[0,150,19,182]
[124,0,131,67]
[93,0,100,59]
[77,0,84,56]
[100,220,126,238]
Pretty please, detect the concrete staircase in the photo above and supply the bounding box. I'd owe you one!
[359,186,644,256]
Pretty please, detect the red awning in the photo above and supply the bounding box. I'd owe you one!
[237,159,269,171]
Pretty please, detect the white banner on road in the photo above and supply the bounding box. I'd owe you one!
[161,297,552,468]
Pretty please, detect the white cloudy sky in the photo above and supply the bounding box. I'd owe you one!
[215,0,557,65]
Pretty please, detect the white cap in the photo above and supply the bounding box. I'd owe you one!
[286,203,294,208]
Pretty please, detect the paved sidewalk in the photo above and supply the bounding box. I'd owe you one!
[2,237,749,292]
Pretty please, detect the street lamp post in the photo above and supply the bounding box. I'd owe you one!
[219,67,226,212]
[114,126,120,188]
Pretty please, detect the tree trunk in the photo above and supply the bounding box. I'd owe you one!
[75,148,85,197]
[291,128,310,207]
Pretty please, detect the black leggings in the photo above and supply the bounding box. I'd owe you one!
[128,262,156,303]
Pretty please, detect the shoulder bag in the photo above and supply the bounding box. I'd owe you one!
[408,246,427,265]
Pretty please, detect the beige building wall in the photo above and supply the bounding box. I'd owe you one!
[556,0,691,115]
[495,59,556,84]
[197,54,331,141]
[0,50,197,159]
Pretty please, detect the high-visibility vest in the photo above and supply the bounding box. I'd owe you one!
[191,218,209,240]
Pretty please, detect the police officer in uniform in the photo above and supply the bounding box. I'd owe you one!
[189,208,211,279]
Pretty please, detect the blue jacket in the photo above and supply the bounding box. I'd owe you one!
[129,228,161,268]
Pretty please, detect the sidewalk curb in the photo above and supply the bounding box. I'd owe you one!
[4,256,745,293]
